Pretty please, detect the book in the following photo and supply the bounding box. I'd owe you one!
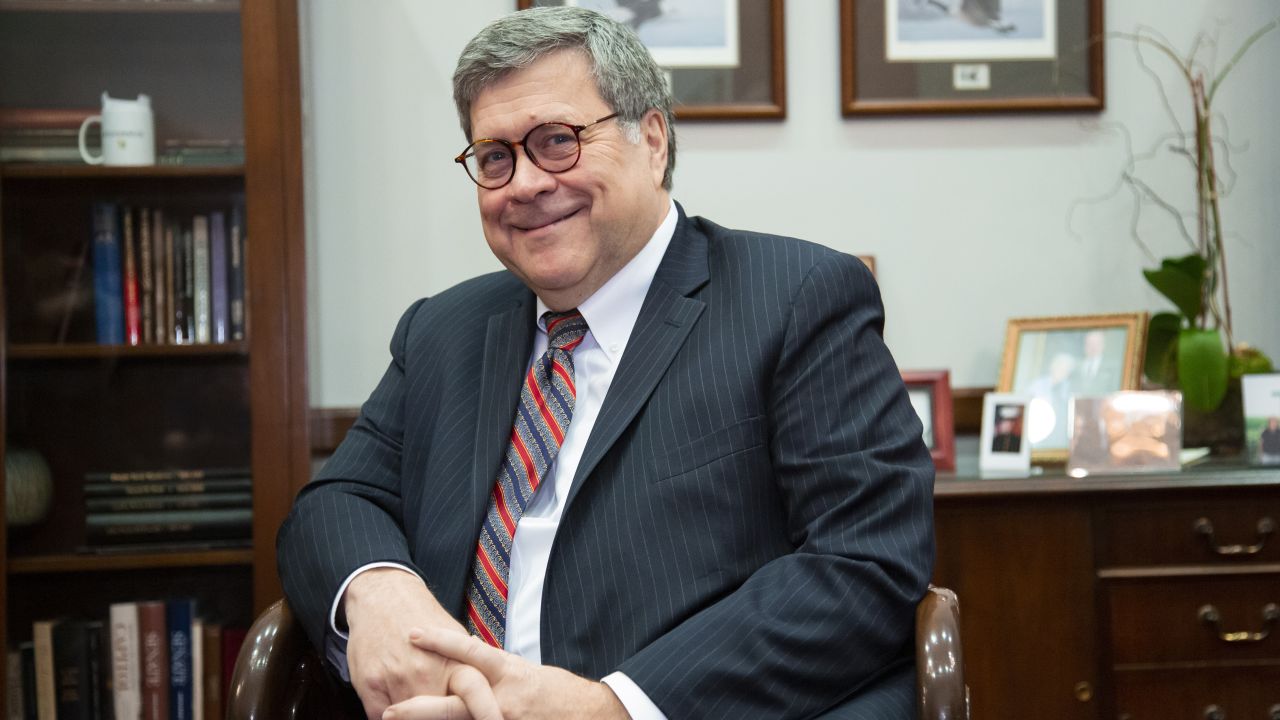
[152,209,167,345]
[228,201,245,341]
[85,509,253,545]
[190,620,203,720]
[110,603,141,720]
[182,226,195,344]
[86,492,252,514]
[199,624,222,720]
[0,107,95,130]
[84,468,251,483]
[32,620,56,720]
[55,620,106,720]
[7,649,23,720]
[163,218,176,344]
[138,602,169,720]
[90,203,124,345]
[167,600,196,720]
[172,221,187,344]
[19,643,36,720]
[83,478,253,499]
[209,212,229,344]
[139,207,155,345]
[122,207,141,346]
[192,215,211,344]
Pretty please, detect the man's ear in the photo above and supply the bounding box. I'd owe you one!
[640,108,668,186]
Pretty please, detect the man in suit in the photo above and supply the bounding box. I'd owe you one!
[277,7,934,720]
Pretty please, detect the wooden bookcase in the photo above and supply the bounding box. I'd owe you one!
[0,0,308,704]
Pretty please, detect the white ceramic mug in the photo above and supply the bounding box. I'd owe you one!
[78,92,155,166]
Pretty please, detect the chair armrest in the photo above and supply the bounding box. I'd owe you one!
[917,586,969,720]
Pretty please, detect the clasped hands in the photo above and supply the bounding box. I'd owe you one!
[344,568,627,720]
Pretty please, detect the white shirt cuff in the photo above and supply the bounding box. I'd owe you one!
[602,672,668,720]
[329,561,418,640]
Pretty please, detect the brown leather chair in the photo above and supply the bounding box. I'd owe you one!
[228,587,968,719]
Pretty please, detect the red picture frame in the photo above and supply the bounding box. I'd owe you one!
[902,369,955,472]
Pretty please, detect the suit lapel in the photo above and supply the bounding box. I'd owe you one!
[565,205,710,509]
[471,292,536,522]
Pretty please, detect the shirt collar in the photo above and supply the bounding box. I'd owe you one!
[536,198,678,365]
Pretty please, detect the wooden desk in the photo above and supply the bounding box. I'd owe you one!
[935,451,1280,719]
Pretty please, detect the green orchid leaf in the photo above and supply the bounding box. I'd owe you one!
[1144,312,1182,386]
[1177,328,1229,411]
[1143,254,1207,321]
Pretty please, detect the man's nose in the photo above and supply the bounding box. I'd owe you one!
[507,147,557,200]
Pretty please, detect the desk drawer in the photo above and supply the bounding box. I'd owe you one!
[1114,666,1280,720]
[1109,575,1280,665]
[1099,496,1280,567]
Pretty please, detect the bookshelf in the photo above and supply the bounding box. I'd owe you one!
[0,0,307,710]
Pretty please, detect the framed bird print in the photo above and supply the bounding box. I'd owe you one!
[839,0,1103,115]
[519,0,786,120]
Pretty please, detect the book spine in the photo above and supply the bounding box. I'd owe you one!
[183,227,195,344]
[122,207,141,346]
[172,222,187,344]
[229,201,245,341]
[86,493,252,514]
[85,622,107,720]
[84,468,251,483]
[138,602,169,720]
[208,212,228,344]
[0,107,95,130]
[83,478,253,499]
[7,649,23,720]
[166,600,195,720]
[199,624,221,720]
[139,207,154,345]
[32,622,55,720]
[152,209,167,345]
[110,603,141,720]
[84,510,252,546]
[163,219,176,344]
[19,643,36,720]
[190,620,203,720]
[91,203,124,345]
[192,216,210,344]
[51,619,94,720]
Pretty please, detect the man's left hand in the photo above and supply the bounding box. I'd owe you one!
[382,630,629,720]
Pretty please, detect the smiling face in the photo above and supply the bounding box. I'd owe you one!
[469,49,670,310]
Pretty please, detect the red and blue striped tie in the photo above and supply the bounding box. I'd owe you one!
[466,309,589,647]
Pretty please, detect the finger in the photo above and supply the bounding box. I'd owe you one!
[382,694,472,720]
[409,630,507,679]
[448,665,503,720]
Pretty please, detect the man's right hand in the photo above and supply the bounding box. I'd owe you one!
[343,567,499,720]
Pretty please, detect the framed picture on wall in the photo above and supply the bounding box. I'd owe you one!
[839,0,1104,115]
[518,0,786,119]
[902,369,955,471]
[997,312,1148,463]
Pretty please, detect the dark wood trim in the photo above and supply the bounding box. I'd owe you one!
[8,341,247,359]
[310,407,358,457]
[0,0,238,12]
[0,164,243,179]
[953,386,990,436]
[241,0,309,616]
[0,171,7,680]
[8,549,254,574]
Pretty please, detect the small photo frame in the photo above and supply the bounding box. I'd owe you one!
[980,392,1032,474]
[997,313,1148,463]
[902,369,955,472]
[1243,373,1280,465]
[1067,391,1182,476]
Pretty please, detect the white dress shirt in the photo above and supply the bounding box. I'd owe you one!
[331,199,678,720]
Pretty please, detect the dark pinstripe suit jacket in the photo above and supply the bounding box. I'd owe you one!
[277,204,935,719]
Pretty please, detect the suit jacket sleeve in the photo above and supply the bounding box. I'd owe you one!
[276,297,429,656]
[615,253,935,717]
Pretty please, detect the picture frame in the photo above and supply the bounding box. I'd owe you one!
[518,0,786,119]
[979,392,1032,474]
[1067,391,1182,476]
[997,312,1148,463]
[1242,373,1280,466]
[902,369,955,471]
[839,0,1104,116]
[856,254,877,278]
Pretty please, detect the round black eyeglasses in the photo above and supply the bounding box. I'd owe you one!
[454,113,619,189]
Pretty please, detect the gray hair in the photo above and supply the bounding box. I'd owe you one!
[453,6,677,190]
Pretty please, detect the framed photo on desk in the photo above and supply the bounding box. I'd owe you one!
[902,369,955,471]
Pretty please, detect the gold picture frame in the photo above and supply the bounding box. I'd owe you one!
[997,312,1148,463]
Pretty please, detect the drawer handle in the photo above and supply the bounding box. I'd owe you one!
[1203,705,1225,720]
[1193,516,1275,556]
[1197,603,1280,643]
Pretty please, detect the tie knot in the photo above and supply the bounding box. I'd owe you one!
[544,310,588,352]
